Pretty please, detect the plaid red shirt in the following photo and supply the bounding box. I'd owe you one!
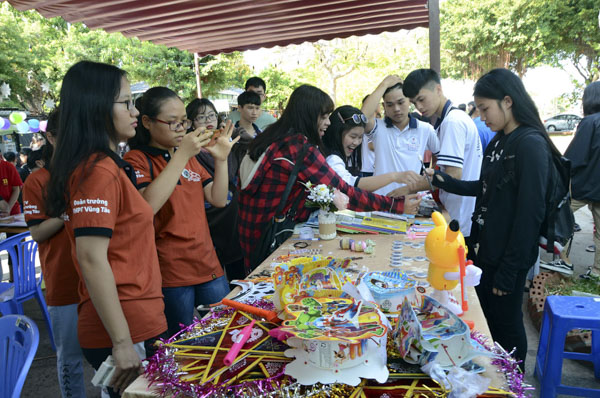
[238,134,405,269]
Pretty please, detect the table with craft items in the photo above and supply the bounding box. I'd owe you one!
[0,213,28,234]
[124,232,515,398]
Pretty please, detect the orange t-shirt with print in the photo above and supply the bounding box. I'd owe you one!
[65,154,166,348]
[124,147,224,287]
[22,168,80,306]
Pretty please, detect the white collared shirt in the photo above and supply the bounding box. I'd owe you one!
[367,117,440,195]
[436,102,483,236]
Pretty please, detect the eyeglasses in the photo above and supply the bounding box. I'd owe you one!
[195,113,218,123]
[337,112,368,125]
[114,99,136,111]
[152,118,192,131]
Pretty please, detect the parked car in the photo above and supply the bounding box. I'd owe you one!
[543,114,582,132]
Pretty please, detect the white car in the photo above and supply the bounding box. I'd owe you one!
[543,114,582,132]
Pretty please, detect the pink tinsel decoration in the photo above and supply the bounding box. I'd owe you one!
[144,299,282,397]
[470,330,534,398]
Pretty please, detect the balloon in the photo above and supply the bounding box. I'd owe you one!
[39,120,48,132]
[19,111,27,122]
[16,121,30,133]
[30,127,40,133]
[9,112,23,124]
[27,119,40,129]
[0,117,10,130]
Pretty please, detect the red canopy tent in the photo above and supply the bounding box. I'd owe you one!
[8,0,435,58]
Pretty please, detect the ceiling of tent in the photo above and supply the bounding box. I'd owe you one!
[9,0,430,56]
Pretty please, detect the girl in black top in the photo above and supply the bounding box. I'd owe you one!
[428,68,560,368]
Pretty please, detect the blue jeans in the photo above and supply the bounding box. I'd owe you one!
[48,304,86,398]
[162,276,230,336]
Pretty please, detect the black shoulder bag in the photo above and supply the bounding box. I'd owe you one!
[248,145,309,271]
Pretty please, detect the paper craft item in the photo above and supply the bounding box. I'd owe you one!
[363,271,418,313]
[164,311,290,385]
[271,257,354,311]
[281,296,389,385]
[280,296,387,342]
[229,280,275,303]
[393,295,495,369]
[284,335,388,385]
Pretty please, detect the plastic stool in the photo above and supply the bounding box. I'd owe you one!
[535,295,600,397]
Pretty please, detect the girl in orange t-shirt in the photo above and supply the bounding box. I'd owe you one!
[124,87,238,336]
[45,61,167,397]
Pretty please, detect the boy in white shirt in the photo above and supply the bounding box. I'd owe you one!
[402,68,483,242]
[362,75,440,196]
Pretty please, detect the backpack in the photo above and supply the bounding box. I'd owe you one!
[501,128,574,254]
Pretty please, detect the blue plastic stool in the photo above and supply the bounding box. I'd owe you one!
[535,295,600,397]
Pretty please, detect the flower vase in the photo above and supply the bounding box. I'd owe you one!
[318,209,337,240]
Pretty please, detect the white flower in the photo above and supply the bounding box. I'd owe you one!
[0,82,10,99]
[44,98,56,110]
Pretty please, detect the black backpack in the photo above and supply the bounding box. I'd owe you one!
[501,129,574,253]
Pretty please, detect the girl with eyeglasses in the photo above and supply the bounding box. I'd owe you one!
[124,87,239,336]
[186,98,252,283]
[322,105,422,192]
[239,85,421,271]
[46,61,167,396]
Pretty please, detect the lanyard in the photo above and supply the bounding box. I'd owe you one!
[434,100,454,131]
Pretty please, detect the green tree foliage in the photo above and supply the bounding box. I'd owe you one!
[526,0,600,84]
[0,3,251,113]
[441,0,545,79]
[441,0,600,85]
[257,67,301,113]
[0,3,67,112]
[265,29,430,108]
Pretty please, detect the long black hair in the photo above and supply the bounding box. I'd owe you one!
[186,98,223,129]
[42,108,60,169]
[322,105,365,173]
[473,68,560,157]
[46,61,126,217]
[247,84,334,160]
[129,87,181,150]
[582,81,600,117]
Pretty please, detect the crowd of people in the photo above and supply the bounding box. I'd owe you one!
[0,60,598,397]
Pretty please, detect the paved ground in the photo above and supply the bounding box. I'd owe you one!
[14,135,600,397]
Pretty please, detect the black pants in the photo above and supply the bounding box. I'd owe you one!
[81,332,167,397]
[475,265,529,371]
[224,257,247,283]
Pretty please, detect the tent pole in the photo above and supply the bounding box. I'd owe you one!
[428,0,440,74]
[194,52,202,98]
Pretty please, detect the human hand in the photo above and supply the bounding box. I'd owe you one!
[395,171,421,191]
[492,287,509,296]
[427,168,447,184]
[387,186,410,198]
[403,193,421,214]
[332,188,349,211]
[204,120,240,161]
[381,74,403,88]
[178,126,210,159]
[110,342,142,395]
[0,200,9,214]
